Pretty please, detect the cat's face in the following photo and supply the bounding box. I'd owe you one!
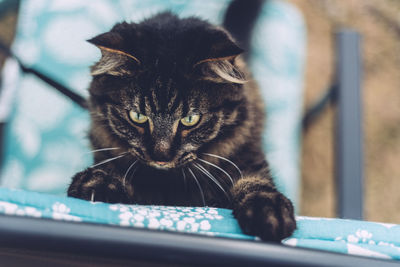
[88,13,245,170]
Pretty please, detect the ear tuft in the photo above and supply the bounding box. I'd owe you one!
[87,32,124,49]
[88,31,140,76]
[194,28,246,84]
[194,29,244,67]
[199,58,247,84]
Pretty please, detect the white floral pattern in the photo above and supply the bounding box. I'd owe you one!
[51,202,82,222]
[283,216,400,260]
[1,189,400,261]
[0,201,41,217]
[109,205,222,234]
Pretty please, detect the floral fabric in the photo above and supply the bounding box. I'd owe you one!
[1,187,400,261]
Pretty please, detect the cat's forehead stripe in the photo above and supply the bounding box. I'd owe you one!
[132,94,141,110]
[139,91,146,114]
[144,95,152,114]
[151,88,161,112]
[167,88,182,113]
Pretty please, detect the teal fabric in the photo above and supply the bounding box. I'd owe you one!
[251,1,306,205]
[287,218,400,260]
[0,0,305,205]
[1,187,400,261]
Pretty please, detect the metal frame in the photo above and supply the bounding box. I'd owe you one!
[335,30,364,220]
[1,214,398,266]
[303,30,364,220]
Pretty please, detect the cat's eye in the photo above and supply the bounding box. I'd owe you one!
[180,114,200,127]
[129,111,148,124]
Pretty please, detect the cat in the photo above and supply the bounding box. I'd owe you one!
[67,12,296,242]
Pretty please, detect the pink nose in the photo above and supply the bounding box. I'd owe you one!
[156,161,168,166]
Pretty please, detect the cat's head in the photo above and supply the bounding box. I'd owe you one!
[88,12,247,170]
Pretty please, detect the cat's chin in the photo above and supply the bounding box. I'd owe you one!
[146,157,195,170]
[145,152,197,170]
[148,161,175,170]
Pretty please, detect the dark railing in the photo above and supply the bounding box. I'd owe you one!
[1,214,398,267]
[335,31,363,220]
[303,30,364,220]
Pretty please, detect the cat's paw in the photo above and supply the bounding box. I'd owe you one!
[233,190,296,242]
[68,168,131,203]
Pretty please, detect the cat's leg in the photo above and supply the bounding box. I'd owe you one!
[231,174,296,242]
[67,168,133,203]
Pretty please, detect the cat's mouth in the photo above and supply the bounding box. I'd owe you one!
[148,161,174,170]
[147,152,196,170]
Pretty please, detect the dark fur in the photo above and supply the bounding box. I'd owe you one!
[68,12,296,242]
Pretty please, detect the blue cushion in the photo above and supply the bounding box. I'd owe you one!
[0,0,305,205]
[1,187,399,261]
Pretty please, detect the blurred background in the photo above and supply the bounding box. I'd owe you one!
[0,0,399,223]
[291,0,400,223]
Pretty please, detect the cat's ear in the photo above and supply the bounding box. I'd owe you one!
[194,29,244,67]
[88,31,140,76]
[194,29,246,84]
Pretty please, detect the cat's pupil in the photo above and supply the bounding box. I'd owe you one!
[187,116,192,122]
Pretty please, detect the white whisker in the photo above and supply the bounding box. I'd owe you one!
[194,163,229,200]
[182,168,188,194]
[203,153,243,180]
[86,147,121,154]
[187,167,206,206]
[123,160,138,187]
[127,165,140,184]
[198,158,234,185]
[90,153,127,168]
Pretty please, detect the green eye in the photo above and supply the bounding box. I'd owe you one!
[129,111,148,124]
[181,114,200,127]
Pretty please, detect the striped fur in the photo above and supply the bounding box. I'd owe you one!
[68,12,296,242]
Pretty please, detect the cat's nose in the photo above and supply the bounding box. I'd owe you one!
[152,139,172,161]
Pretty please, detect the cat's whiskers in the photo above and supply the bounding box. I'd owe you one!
[193,162,230,200]
[90,115,105,120]
[202,153,243,180]
[78,148,121,166]
[187,167,206,206]
[181,168,188,195]
[123,160,138,187]
[86,147,121,154]
[93,123,111,129]
[90,116,107,123]
[197,158,234,185]
[89,111,105,118]
[128,165,140,184]
[90,152,128,168]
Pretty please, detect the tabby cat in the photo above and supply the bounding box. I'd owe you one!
[68,12,296,242]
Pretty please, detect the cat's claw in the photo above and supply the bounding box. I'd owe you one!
[233,191,296,242]
[90,190,95,202]
[68,168,130,204]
